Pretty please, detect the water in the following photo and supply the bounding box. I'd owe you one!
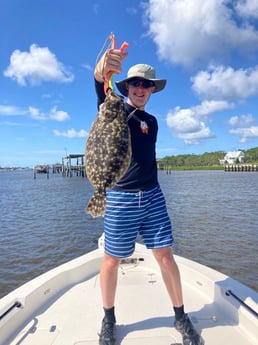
[0,169,257,298]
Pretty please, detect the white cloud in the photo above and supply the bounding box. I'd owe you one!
[167,107,201,134]
[227,113,258,143]
[93,3,100,15]
[145,0,258,67]
[194,100,234,115]
[28,106,70,121]
[126,6,138,15]
[178,125,214,145]
[0,105,27,116]
[53,128,88,138]
[166,100,233,144]
[49,107,70,121]
[166,107,214,144]
[144,0,258,146]
[192,65,258,100]
[0,104,69,122]
[228,114,258,143]
[28,106,44,120]
[229,126,258,143]
[228,114,255,127]
[165,100,230,144]
[81,63,92,71]
[4,44,74,86]
[236,0,258,19]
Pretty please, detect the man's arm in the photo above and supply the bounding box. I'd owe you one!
[94,79,105,110]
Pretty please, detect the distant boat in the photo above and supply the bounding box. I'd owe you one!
[34,165,49,174]
[0,234,257,344]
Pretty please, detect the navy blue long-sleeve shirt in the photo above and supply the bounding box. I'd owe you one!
[95,79,158,192]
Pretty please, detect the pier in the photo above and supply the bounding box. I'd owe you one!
[61,154,85,177]
[33,154,85,179]
[224,164,258,172]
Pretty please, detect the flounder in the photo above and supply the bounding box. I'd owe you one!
[85,90,131,217]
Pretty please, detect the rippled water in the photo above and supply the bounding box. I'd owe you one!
[0,169,257,298]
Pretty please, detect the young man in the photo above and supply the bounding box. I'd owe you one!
[94,49,203,345]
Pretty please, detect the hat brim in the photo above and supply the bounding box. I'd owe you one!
[115,77,166,97]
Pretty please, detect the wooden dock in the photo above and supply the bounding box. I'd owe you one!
[33,154,86,179]
[224,164,258,172]
[61,154,85,177]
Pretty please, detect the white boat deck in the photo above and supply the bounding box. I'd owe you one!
[1,244,257,345]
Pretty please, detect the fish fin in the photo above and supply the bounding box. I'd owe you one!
[86,192,106,218]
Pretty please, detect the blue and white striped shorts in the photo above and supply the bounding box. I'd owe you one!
[104,184,174,258]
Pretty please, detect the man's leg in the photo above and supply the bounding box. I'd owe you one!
[153,247,203,345]
[99,253,121,345]
[100,253,121,308]
[152,247,183,307]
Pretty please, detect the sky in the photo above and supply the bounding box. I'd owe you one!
[0,0,258,167]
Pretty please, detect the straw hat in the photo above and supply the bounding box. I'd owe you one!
[115,64,166,97]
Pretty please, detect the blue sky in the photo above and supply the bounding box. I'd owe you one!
[1,0,258,167]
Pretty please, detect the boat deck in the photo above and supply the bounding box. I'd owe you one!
[1,245,257,345]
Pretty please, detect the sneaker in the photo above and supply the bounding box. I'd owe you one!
[174,313,203,345]
[98,318,116,345]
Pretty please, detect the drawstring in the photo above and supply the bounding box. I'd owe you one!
[127,108,149,134]
[136,191,143,207]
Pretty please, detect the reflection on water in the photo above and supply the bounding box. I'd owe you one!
[0,169,257,297]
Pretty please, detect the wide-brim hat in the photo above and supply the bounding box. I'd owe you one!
[115,64,166,97]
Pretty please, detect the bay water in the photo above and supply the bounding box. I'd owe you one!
[0,169,257,298]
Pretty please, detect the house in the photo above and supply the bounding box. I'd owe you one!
[219,150,245,165]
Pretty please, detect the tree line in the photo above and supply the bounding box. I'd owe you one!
[158,146,258,168]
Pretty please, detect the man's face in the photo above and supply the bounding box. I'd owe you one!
[126,78,155,110]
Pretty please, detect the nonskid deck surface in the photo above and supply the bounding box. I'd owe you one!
[6,252,257,345]
[8,264,181,345]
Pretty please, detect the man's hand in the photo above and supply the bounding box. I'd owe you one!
[94,49,128,83]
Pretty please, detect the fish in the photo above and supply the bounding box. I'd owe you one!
[85,89,131,217]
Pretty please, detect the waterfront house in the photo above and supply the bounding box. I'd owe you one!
[219,150,245,165]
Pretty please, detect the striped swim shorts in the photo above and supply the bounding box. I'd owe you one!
[104,184,174,258]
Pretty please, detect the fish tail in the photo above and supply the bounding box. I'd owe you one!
[86,192,106,217]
